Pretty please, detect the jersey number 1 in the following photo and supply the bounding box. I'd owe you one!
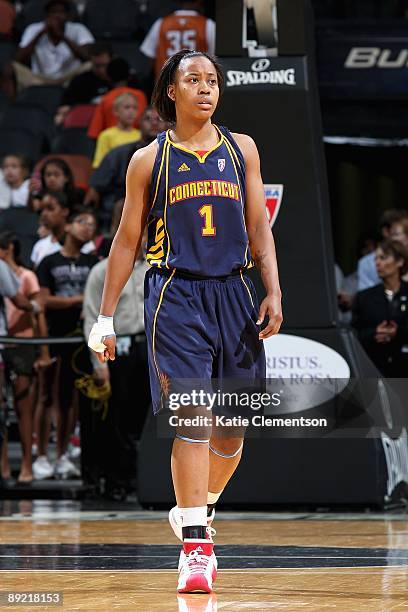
[199,205,216,236]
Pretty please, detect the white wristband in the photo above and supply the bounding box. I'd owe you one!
[97,315,115,337]
[88,316,116,353]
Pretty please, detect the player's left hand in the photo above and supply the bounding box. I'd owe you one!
[257,294,283,340]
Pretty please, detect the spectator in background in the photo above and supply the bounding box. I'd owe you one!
[85,107,167,228]
[0,155,30,210]
[352,239,408,377]
[87,58,147,139]
[37,207,98,479]
[55,42,113,127]
[390,217,408,280]
[0,233,51,484]
[0,258,42,482]
[337,232,377,323]
[30,191,69,268]
[83,202,149,498]
[31,191,94,268]
[390,217,408,247]
[140,0,215,78]
[2,0,94,99]
[92,93,141,169]
[357,209,408,291]
[30,157,85,209]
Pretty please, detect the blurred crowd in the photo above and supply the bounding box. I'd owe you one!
[336,209,408,377]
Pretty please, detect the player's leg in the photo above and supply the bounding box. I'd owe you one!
[144,269,218,592]
[171,413,217,594]
[208,274,266,516]
[171,408,211,510]
[207,431,245,516]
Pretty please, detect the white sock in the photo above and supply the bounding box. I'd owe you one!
[179,506,207,527]
[207,491,222,505]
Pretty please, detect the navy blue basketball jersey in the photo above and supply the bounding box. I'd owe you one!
[146,125,252,276]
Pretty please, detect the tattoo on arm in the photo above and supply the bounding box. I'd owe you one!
[254,251,267,272]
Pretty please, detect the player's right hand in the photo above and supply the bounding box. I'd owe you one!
[88,321,116,363]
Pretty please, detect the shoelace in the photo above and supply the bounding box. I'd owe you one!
[206,526,216,539]
[185,550,211,575]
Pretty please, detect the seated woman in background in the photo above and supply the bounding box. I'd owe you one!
[0,155,30,210]
[352,239,408,377]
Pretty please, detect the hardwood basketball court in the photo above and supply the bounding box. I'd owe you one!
[0,502,407,610]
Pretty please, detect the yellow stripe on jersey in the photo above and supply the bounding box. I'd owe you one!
[147,218,165,265]
[150,140,169,214]
[223,135,249,268]
[152,268,176,389]
[164,141,171,269]
[240,270,255,309]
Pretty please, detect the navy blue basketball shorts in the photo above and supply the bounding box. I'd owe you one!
[144,267,266,416]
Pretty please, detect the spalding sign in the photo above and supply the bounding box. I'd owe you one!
[263,334,351,413]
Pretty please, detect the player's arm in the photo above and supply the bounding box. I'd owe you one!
[90,142,156,363]
[234,133,283,339]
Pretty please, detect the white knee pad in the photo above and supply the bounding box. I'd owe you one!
[209,442,244,458]
[175,433,210,444]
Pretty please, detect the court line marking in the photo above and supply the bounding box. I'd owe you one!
[0,567,407,573]
[0,512,407,522]
[1,554,407,560]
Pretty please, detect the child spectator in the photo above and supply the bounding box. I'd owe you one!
[31,191,94,268]
[0,232,50,483]
[92,93,141,169]
[30,157,84,209]
[85,107,166,229]
[87,58,147,139]
[0,155,30,210]
[37,207,98,479]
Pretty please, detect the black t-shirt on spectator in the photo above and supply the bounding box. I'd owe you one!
[37,251,98,336]
[90,140,147,205]
[61,70,110,106]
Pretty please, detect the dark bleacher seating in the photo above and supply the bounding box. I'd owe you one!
[145,0,179,23]
[0,0,16,39]
[111,42,150,75]
[0,126,43,162]
[0,208,39,268]
[83,0,139,39]
[0,41,17,70]
[51,127,95,159]
[17,85,64,115]
[0,90,10,125]
[63,104,96,129]
[1,102,54,146]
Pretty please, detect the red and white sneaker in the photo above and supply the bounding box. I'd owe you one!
[169,506,216,542]
[177,540,216,594]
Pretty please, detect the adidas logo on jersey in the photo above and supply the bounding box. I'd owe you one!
[178,162,191,172]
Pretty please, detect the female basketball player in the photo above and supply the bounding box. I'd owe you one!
[88,50,282,593]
